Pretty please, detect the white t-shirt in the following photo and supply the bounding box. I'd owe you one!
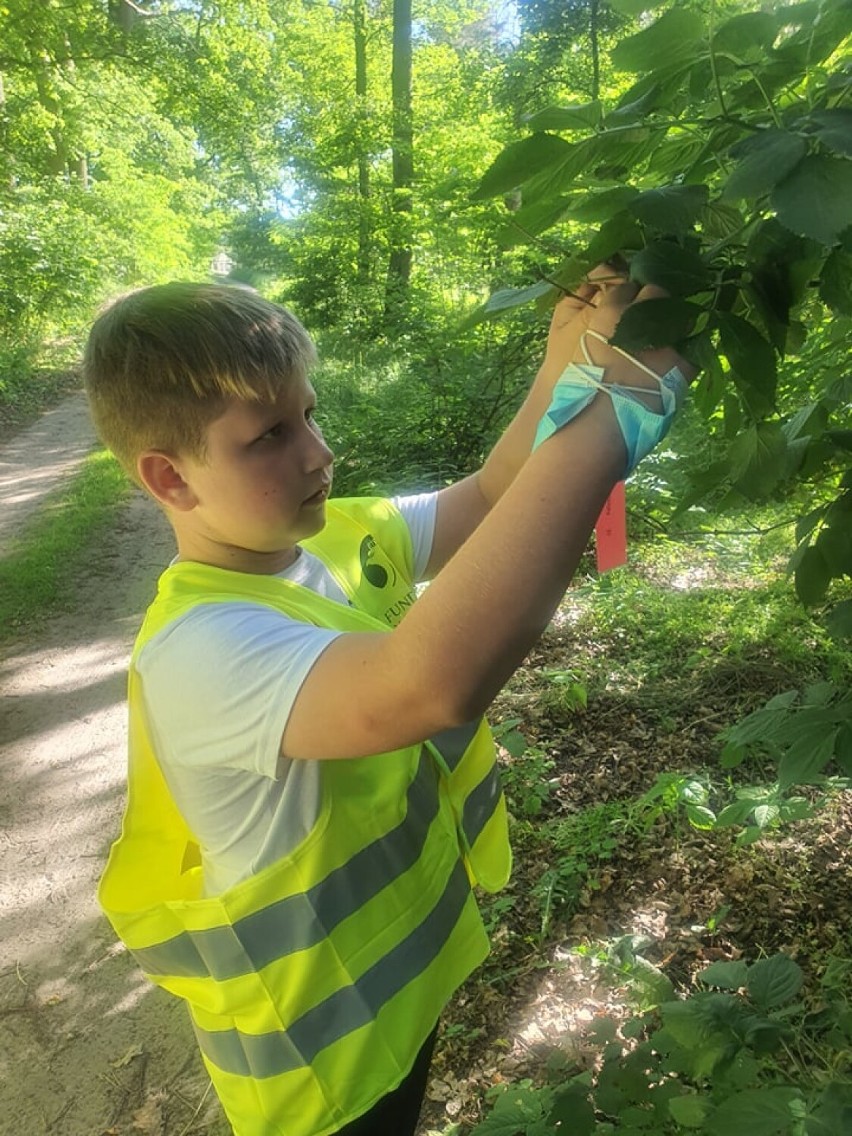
[136,493,437,896]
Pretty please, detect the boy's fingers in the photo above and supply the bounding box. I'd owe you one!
[582,279,699,383]
[633,283,669,302]
[586,261,629,293]
[587,280,640,335]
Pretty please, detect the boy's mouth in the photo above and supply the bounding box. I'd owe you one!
[303,480,331,506]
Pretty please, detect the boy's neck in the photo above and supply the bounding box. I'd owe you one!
[173,533,301,575]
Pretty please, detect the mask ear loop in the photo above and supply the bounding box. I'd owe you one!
[580,328,667,402]
[533,328,689,475]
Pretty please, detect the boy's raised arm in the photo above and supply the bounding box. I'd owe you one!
[424,265,625,577]
[280,283,695,764]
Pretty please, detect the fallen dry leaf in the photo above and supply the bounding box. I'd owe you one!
[132,1092,165,1134]
[110,1043,144,1068]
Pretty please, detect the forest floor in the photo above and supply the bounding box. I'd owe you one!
[1,393,849,1135]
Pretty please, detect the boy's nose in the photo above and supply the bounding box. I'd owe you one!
[304,422,334,470]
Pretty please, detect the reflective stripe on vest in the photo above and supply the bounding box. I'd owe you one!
[191,859,471,1080]
[427,718,508,889]
[128,748,439,980]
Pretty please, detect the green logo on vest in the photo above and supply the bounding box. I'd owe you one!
[359,534,393,588]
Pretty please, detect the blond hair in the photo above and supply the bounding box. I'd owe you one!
[83,282,317,480]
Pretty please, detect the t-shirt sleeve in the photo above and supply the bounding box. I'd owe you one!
[391,491,438,582]
[136,602,341,780]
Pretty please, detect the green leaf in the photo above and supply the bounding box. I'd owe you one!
[686,331,726,416]
[717,799,763,827]
[701,199,746,240]
[826,599,852,641]
[777,728,839,791]
[806,107,852,158]
[470,1085,553,1135]
[610,297,699,351]
[827,429,852,454]
[700,960,749,989]
[612,8,705,73]
[735,825,763,847]
[723,130,807,201]
[806,1081,852,1136]
[547,1085,596,1134]
[753,803,780,828]
[746,955,804,1010]
[524,102,602,132]
[712,11,780,55]
[795,543,832,606]
[686,804,717,829]
[669,1093,708,1128]
[584,211,644,264]
[728,423,787,499]
[765,690,800,712]
[772,154,852,247]
[570,186,640,223]
[717,313,777,416]
[494,196,574,249]
[819,248,852,315]
[720,741,746,769]
[482,280,553,314]
[832,720,852,775]
[628,184,710,234]
[629,242,712,296]
[816,523,852,577]
[802,681,837,708]
[473,133,573,200]
[742,1018,789,1055]
[706,1087,802,1136]
[605,81,666,125]
[521,135,604,202]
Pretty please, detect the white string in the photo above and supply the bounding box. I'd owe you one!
[579,329,665,401]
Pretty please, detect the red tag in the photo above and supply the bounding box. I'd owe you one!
[595,481,627,572]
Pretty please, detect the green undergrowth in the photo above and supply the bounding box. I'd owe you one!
[431,521,852,1134]
[0,341,83,439]
[0,448,130,644]
[457,950,852,1136]
[565,529,851,708]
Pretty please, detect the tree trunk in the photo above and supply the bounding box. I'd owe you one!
[354,0,371,292]
[384,0,413,320]
[589,0,600,101]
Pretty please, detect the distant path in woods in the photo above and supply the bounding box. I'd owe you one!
[0,393,229,1134]
[0,392,96,554]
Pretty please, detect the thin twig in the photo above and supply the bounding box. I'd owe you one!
[177,1080,214,1136]
[539,273,597,306]
[708,0,730,120]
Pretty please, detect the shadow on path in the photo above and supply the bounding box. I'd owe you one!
[0,479,230,1134]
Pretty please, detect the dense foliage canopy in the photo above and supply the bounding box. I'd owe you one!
[2,3,849,618]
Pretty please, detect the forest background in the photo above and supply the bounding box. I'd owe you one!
[1,0,851,1133]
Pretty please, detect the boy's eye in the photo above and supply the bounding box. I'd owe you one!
[257,423,283,442]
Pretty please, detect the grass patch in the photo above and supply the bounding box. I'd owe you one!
[0,449,130,644]
[556,526,852,712]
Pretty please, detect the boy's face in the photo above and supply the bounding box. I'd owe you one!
[168,372,334,573]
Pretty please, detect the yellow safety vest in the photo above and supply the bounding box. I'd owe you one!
[99,497,511,1136]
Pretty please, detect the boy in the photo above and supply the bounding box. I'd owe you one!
[87,272,694,1136]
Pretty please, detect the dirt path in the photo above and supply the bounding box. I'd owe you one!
[0,396,229,1135]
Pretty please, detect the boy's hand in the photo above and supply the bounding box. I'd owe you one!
[543,263,627,375]
[578,280,698,390]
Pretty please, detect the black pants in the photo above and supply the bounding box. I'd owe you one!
[333,1027,438,1136]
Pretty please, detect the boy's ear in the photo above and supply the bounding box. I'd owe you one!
[137,451,198,511]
